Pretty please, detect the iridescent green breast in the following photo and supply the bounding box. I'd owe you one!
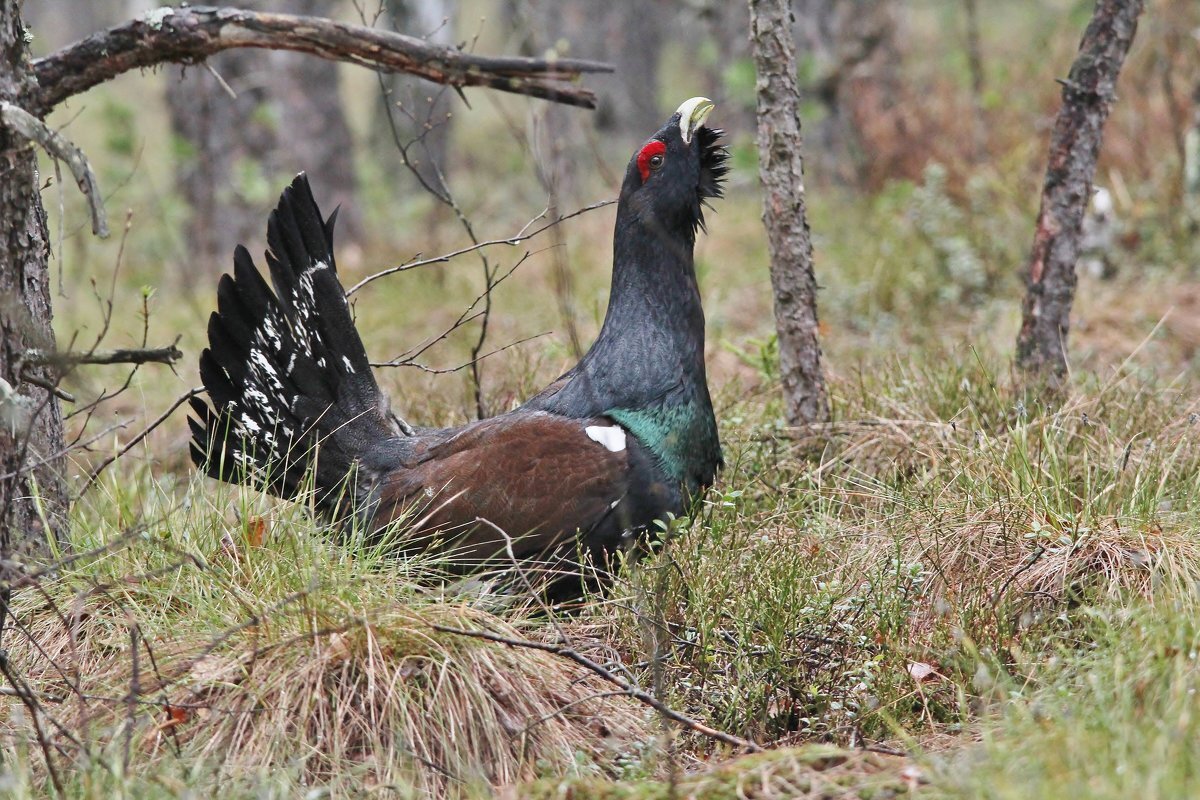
[607,401,721,495]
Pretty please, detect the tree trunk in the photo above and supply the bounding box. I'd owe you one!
[680,1,754,139]
[520,0,669,200]
[1015,0,1144,383]
[749,0,830,427]
[962,0,987,161]
[1185,81,1200,224]
[166,0,361,280]
[265,0,362,241]
[0,0,66,567]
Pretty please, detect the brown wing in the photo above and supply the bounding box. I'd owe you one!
[374,411,631,566]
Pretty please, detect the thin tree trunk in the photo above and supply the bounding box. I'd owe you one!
[265,0,362,241]
[1185,82,1200,224]
[749,0,830,427]
[1015,0,1144,383]
[0,1,66,568]
[793,0,898,185]
[165,51,268,281]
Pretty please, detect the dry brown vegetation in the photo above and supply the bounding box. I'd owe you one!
[2,0,1199,797]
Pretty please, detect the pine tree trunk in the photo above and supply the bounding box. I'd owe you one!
[0,0,67,567]
[750,0,830,428]
[1015,0,1144,384]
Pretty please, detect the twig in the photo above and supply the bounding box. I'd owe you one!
[24,341,182,370]
[372,254,527,372]
[432,624,763,753]
[17,372,75,403]
[0,653,67,797]
[28,6,612,116]
[473,517,569,637]
[0,418,132,482]
[0,101,109,237]
[80,386,204,494]
[346,199,614,295]
[371,332,549,372]
[990,545,1048,606]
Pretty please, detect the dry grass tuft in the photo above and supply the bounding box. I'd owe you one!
[1,498,649,797]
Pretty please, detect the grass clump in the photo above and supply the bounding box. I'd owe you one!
[929,601,1200,799]
[0,474,647,798]
[590,355,1200,755]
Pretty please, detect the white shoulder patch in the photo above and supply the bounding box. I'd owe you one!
[585,424,627,453]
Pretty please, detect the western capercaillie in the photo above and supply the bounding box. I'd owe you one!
[190,97,728,594]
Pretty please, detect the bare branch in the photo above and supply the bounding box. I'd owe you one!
[0,102,108,237]
[80,386,204,494]
[24,342,182,371]
[17,371,74,403]
[371,332,550,373]
[432,624,763,753]
[346,199,614,296]
[28,7,612,117]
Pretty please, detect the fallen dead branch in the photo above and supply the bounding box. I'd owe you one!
[432,623,764,753]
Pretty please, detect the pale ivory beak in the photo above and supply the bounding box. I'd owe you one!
[676,97,715,145]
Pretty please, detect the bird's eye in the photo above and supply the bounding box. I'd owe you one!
[636,141,668,181]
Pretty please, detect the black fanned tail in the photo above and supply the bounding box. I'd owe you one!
[189,173,401,514]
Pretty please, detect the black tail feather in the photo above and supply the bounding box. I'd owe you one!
[190,174,402,514]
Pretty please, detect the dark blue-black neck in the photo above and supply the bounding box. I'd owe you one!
[526,201,721,496]
[537,201,708,414]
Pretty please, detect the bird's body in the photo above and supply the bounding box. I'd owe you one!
[190,98,727,592]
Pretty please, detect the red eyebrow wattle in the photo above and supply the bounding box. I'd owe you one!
[637,141,666,182]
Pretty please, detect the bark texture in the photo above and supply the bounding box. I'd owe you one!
[749,0,830,426]
[0,0,66,565]
[28,6,608,116]
[1015,0,1144,382]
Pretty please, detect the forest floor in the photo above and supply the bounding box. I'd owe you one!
[8,3,1200,793]
[5,167,1200,798]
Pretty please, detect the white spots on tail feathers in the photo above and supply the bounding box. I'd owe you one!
[586,425,627,453]
[342,355,355,374]
[244,385,271,414]
[259,313,282,353]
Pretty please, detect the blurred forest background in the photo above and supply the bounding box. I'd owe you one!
[7,1,1200,797]
[25,0,1200,419]
[26,0,1200,431]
